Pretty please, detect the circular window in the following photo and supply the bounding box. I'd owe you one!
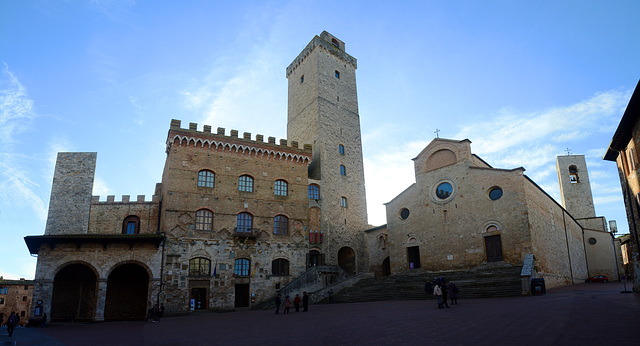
[588,237,597,245]
[435,182,453,200]
[489,187,503,200]
[400,208,410,220]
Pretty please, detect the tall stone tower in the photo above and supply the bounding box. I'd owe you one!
[45,152,97,235]
[556,154,596,219]
[286,31,368,273]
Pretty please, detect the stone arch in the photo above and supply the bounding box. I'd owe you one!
[104,262,150,321]
[51,262,98,321]
[425,149,457,172]
[338,247,356,275]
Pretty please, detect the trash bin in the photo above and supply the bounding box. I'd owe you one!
[531,278,546,295]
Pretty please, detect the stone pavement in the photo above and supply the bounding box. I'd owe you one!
[2,282,639,345]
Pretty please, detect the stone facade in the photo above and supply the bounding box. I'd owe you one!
[0,279,33,327]
[604,79,640,292]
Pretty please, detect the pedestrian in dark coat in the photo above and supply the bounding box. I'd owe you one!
[302,291,309,311]
[5,312,18,337]
[274,294,282,314]
[448,282,459,305]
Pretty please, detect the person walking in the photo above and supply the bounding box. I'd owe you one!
[302,291,309,312]
[283,296,292,314]
[41,313,47,328]
[328,289,334,304]
[433,283,443,309]
[441,281,450,308]
[274,294,282,314]
[159,304,165,320]
[448,282,459,305]
[5,312,18,337]
[293,294,301,312]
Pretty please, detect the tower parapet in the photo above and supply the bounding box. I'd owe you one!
[167,119,312,164]
[286,31,357,78]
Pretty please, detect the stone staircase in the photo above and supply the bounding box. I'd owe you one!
[318,264,524,304]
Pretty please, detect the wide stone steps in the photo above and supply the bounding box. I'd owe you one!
[320,265,523,304]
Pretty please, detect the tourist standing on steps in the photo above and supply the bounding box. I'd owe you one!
[433,284,443,309]
[293,294,301,312]
[302,291,309,312]
[275,294,282,314]
[448,282,459,305]
[284,296,292,314]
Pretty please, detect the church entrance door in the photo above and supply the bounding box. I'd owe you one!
[407,246,421,269]
[485,235,504,262]
[381,257,391,276]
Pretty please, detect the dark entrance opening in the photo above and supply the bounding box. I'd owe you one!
[234,284,250,307]
[338,247,356,275]
[485,235,504,262]
[407,246,421,269]
[51,263,97,321]
[381,257,391,276]
[190,288,207,310]
[307,250,325,268]
[104,263,149,321]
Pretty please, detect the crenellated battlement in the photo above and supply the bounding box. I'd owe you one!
[167,119,313,164]
[91,195,161,204]
[286,32,357,78]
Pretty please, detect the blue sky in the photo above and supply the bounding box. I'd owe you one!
[1,0,639,280]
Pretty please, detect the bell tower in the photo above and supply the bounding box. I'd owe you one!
[286,31,368,273]
[556,154,596,219]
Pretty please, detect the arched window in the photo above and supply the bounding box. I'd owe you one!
[237,212,253,233]
[195,209,213,231]
[341,197,348,208]
[569,165,579,183]
[275,180,288,196]
[239,175,254,192]
[234,258,250,277]
[308,184,320,199]
[272,259,289,276]
[122,215,140,234]
[335,70,340,79]
[197,170,215,188]
[340,165,346,176]
[339,144,345,155]
[274,215,289,235]
[189,257,211,276]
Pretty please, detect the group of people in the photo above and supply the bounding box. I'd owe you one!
[274,291,309,314]
[149,303,165,322]
[427,277,459,309]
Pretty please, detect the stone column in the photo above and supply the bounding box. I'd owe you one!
[94,279,108,321]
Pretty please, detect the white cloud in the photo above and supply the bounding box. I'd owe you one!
[92,177,111,198]
[0,64,47,220]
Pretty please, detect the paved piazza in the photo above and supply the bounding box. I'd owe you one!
[2,282,639,345]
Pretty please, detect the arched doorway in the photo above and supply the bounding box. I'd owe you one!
[104,263,149,320]
[337,247,356,275]
[51,263,97,321]
[381,257,391,276]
